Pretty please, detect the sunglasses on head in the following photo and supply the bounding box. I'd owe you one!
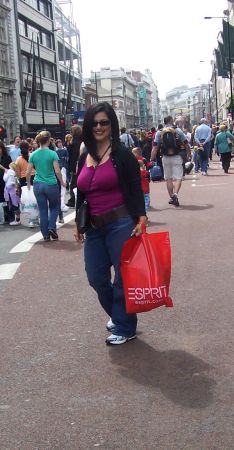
[92,119,111,127]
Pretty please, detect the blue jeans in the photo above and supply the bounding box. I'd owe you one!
[84,215,137,337]
[199,142,210,173]
[192,151,200,172]
[33,182,59,238]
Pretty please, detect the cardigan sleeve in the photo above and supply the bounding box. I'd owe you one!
[114,149,146,219]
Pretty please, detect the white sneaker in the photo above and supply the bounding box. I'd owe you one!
[9,220,21,226]
[29,221,35,228]
[61,205,69,212]
[106,318,115,331]
[105,334,136,345]
[58,218,64,224]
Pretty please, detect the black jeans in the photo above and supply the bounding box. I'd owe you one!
[68,172,77,204]
[220,152,231,173]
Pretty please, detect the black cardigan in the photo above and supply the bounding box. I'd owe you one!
[76,146,146,221]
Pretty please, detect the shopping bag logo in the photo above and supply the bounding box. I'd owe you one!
[128,286,167,304]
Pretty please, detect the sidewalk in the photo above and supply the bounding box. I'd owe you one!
[1,168,234,450]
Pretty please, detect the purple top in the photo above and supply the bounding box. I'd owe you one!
[77,158,124,215]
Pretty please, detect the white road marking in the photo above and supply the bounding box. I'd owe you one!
[0,263,21,280]
[193,183,228,187]
[10,211,75,254]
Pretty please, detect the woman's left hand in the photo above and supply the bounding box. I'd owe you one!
[131,217,147,237]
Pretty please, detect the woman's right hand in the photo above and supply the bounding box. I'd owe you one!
[74,230,85,243]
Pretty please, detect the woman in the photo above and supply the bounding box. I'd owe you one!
[16,141,35,187]
[0,141,12,224]
[214,123,234,174]
[66,125,83,207]
[26,131,66,241]
[16,140,36,227]
[75,102,147,345]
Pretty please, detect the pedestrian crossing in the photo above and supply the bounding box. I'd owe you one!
[0,211,75,286]
[0,263,21,280]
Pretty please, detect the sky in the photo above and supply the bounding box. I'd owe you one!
[67,0,227,98]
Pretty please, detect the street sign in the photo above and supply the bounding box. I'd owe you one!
[73,110,86,120]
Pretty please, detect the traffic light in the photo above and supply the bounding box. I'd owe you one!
[0,126,6,140]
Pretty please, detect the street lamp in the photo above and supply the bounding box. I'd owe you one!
[204,13,234,120]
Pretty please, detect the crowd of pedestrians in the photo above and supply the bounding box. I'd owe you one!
[0,110,233,231]
[0,125,82,229]
[1,104,234,345]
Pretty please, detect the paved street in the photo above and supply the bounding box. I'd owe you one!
[1,158,234,450]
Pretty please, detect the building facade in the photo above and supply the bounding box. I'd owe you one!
[85,67,160,130]
[163,84,211,127]
[12,0,83,137]
[89,68,139,129]
[0,0,20,141]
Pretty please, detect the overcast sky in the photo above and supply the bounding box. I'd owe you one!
[69,0,227,98]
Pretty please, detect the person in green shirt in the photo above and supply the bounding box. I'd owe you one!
[214,123,234,174]
[26,131,66,241]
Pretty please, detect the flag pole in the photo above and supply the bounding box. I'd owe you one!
[227,17,234,120]
[36,34,45,126]
[22,36,34,117]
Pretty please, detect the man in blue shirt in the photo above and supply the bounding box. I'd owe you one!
[194,118,211,175]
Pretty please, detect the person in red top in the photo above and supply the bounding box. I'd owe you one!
[138,159,150,211]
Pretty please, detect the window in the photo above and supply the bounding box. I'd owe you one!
[27,24,39,42]
[74,78,81,96]
[2,94,13,114]
[22,0,38,9]
[21,53,31,73]
[45,93,57,111]
[43,61,54,79]
[0,45,9,76]
[41,31,53,49]
[18,19,26,37]
[39,0,52,18]
[0,16,7,43]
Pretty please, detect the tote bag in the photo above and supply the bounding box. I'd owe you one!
[121,228,173,314]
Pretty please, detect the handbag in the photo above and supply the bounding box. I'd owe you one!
[121,227,173,314]
[76,143,111,234]
[76,199,90,234]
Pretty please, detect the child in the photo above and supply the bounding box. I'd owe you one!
[132,147,144,161]
[138,159,150,212]
[3,162,21,225]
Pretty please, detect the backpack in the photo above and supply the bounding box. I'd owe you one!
[160,127,181,156]
[150,164,163,181]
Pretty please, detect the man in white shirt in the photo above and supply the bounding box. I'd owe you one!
[8,135,21,162]
[120,128,134,150]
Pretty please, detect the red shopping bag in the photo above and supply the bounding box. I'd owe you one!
[121,228,173,314]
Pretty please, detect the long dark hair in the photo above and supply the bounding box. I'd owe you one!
[82,102,120,162]
[0,141,8,157]
[20,140,30,161]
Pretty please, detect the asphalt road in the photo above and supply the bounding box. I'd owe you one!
[1,157,234,450]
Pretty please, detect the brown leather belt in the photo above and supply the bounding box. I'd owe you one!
[91,204,129,228]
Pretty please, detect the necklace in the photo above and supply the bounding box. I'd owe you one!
[92,143,111,168]
[97,143,112,161]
